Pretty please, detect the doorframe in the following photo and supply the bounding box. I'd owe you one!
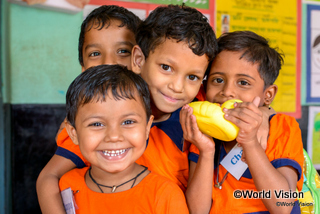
[1,1,12,213]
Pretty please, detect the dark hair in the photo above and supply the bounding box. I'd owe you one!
[215,31,284,87]
[66,64,151,127]
[136,4,218,62]
[78,5,141,66]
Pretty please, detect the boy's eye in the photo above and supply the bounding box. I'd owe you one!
[122,120,135,125]
[188,75,199,81]
[89,52,100,57]
[117,49,131,55]
[161,64,172,71]
[238,80,250,86]
[213,78,224,83]
[89,122,103,127]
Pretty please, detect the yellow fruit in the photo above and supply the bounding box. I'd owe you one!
[189,99,242,141]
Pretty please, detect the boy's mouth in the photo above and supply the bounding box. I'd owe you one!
[161,92,181,103]
[102,149,128,157]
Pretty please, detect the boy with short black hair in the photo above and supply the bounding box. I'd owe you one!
[78,5,141,70]
[131,4,217,191]
[60,64,188,214]
[36,5,141,213]
[181,31,304,214]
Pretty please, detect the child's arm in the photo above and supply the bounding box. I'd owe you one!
[241,106,275,162]
[224,98,297,213]
[36,154,76,214]
[180,105,215,214]
[55,119,67,142]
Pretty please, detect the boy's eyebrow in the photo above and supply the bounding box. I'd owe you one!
[116,41,135,47]
[82,112,143,122]
[162,58,205,74]
[121,112,143,118]
[209,72,256,80]
[84,41,135,51]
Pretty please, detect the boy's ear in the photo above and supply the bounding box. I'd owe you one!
[65,122,79,145]
[131,45,145,75]
[145,115,154,139]
[264,84,278,106]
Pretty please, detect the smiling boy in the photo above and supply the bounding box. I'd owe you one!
[130,4,217,191]
[36,5,141,214]
[59,64,188,213]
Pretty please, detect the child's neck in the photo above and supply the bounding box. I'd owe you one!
[86,163,148,193]
[151,102,171,122]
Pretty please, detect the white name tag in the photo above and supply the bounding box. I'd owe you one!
[220,143,248,180]
[61,187,76,214]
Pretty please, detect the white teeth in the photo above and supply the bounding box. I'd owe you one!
[102,149,126,156]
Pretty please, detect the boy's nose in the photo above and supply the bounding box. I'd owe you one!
[168,76,184,93]
[221,83,235,98]
[103,54,118,65]
[104,126,124,143]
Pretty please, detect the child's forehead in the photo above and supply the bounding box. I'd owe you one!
[80,88,143,107]
[210,50,261,76]
[152,38,209,60]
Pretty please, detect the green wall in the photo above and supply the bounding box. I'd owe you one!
[2,2,83,104]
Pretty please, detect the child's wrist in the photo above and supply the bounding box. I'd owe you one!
[199,150,215,158]
[241,140,261,152]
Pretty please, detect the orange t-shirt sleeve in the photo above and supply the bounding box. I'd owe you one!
[188,143,200,163]
[267,114,304,191]
[55,128,90,168]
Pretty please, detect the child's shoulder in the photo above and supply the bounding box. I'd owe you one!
[268,113,301,139]
[60,167,87,182]
[143,171,183,190]
[59,167,88,191]
[269,113,299,126]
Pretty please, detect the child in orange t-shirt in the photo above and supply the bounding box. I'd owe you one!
[180,31,304,214]
[36,5,141,213]
[59,64,188,214]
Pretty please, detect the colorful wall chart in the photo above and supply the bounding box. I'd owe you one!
[87,0,215,25]
[306,4,320,103]
[307,106,320,169]
[215,0,301,118]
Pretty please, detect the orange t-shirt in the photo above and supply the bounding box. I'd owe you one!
[189,114,304,214]
[59,167,189,214]
[56,108,189,191]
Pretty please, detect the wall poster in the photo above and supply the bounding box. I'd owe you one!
[306,4,320,103]
[86,0,215,25]
[307,106,320,169]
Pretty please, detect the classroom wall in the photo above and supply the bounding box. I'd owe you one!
[3,2,82,104]
[1,1,84,213]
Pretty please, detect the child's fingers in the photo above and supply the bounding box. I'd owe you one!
[180,105,196,141]
[252,96,260,107]
[179,105,190,134]
[224,106,262,129]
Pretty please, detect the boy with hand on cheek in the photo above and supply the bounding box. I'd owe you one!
[36,5,141,214]
[59,64,188,214]
[181,31,304,214]
[131,4,217,191]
